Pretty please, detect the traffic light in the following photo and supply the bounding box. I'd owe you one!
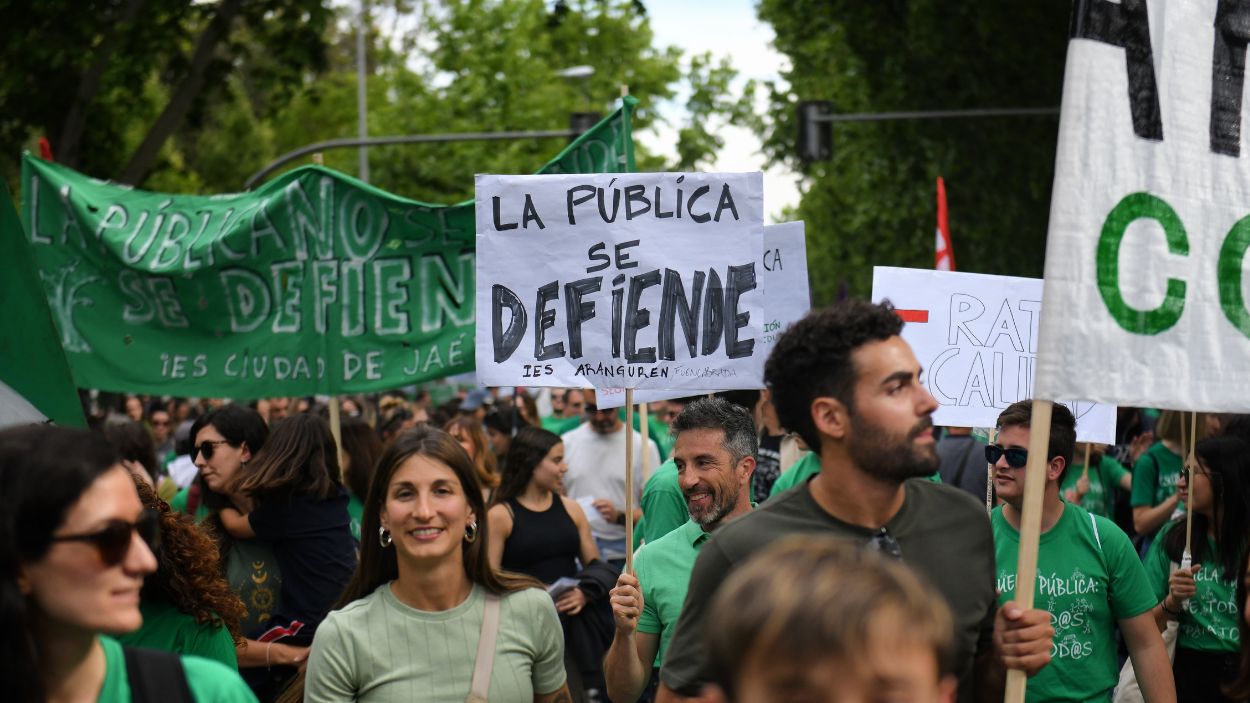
[796,101,833,162]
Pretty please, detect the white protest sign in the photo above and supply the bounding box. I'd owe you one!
[872,267,1116,443]
[1035,1,1250,411]
[597,221,810,409]
[475,172,765,390]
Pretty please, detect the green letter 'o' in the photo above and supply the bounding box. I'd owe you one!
[1096,192,1188,335]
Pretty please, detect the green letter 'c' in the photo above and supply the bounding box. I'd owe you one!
[1096,192,1188,335]
[1218,214,1250,339]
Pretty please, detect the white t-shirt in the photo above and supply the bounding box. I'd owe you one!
[561,422,658,556]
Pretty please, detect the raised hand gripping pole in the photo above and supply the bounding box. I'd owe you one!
[624,388,635,574]
[1003,399,1053,703]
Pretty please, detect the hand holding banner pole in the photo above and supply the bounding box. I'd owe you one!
[624,389,635,574]
[1003,399,1053,703]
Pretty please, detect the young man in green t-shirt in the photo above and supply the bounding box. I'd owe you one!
[604,397,756,703]
[1061,443,1132,520]
[990,401,1175,703]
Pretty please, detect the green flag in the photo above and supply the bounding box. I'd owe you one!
[20,98,637,399]
[0,182,86,426]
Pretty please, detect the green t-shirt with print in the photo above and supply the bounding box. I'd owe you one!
[115,600,238,669]
[1061,456,1129,520]
[992,502,1157,703]
[767,451,941,499]
[98,635,257,702]
[1130,442,1182,508]
[635,519,708,666]
[1143,522,1240,653]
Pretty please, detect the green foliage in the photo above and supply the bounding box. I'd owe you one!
[2,0,739,203]
[753,1,1070,304]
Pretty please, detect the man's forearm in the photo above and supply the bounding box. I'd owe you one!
[604,631,649,703]
[1134,503,1173,535]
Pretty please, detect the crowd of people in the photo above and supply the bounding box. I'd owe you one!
[6,299,1250,702]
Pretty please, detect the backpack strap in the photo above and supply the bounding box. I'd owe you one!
[124,646,195,703]
[466,593,502,703]
[1089,513,1103,551]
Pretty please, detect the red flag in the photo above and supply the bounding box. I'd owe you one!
[37,137,53,162]
[935,177,954,271]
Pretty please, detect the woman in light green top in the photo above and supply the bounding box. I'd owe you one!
[0,424,255,703]
[298,426,571,703]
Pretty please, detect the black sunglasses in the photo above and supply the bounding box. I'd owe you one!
[194,439,232,460]
[50,509,160,566]
[986,444,1029,469]
[866,527,902,559]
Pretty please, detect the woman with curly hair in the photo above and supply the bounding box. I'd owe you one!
[445,415,500,501]
[115,475,247,668]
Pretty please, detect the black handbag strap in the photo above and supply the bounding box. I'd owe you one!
[123,646,195,703]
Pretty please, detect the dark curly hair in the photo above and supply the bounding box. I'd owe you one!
[765,300,904,451]
[132,476,246,644]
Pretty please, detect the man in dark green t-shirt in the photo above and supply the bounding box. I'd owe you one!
[658,301,1054,703]
[990,402,1173,702]
[1061,445,1132,520]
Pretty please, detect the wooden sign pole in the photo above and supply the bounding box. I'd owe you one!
[1003,399,1054,703]
[328,396,343,474]
[624,389,635,574]
[986,428,998,513]
[1185,411,1198,556]
[1081,443,1091,484]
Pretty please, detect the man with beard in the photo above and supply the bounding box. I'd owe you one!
[657,300,1055,703]
[990,401,1174,702]
[563,389,661,567]
[604,397,756,703]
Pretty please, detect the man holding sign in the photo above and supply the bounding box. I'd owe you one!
[990,401,1175,702]
[659,301,1053,703]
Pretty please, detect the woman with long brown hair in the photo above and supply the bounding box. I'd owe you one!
[116,476,247,667]
[301,426,569,702]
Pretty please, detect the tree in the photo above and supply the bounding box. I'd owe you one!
[751,1,1070,303]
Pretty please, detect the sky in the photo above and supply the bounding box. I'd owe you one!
[640,0,801,222]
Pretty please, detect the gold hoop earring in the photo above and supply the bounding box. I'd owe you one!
[464,521,478,544]
[378,526,392,548]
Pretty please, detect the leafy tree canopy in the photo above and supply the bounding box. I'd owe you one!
[751,1,1070,303]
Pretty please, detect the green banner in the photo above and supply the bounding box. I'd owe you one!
[20,98,637,399]
[0,182,86,427]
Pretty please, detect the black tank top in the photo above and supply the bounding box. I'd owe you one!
[501,495,581,584]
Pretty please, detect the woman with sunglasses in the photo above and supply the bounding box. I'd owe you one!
[295,426,570,702]
[175,406,309,698]
[0,424,256,703]
[1146,436,1250,703]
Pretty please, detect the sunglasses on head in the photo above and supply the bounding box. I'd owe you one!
[986,445,1029,469]
[50,509,160,566]
[194,439,232,460]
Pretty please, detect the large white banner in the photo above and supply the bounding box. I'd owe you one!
[475,172,765,390]
[1035,1,1250,411]
[872,267,1117,443]
[597,221,811,409]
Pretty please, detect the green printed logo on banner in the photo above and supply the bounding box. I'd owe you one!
[1096,192,1188,336]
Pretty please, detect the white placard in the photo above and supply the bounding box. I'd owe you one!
[475,172,765,390]
[872,267,1116,443]
[597,221,810,409]
[1035,1,1250,411]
